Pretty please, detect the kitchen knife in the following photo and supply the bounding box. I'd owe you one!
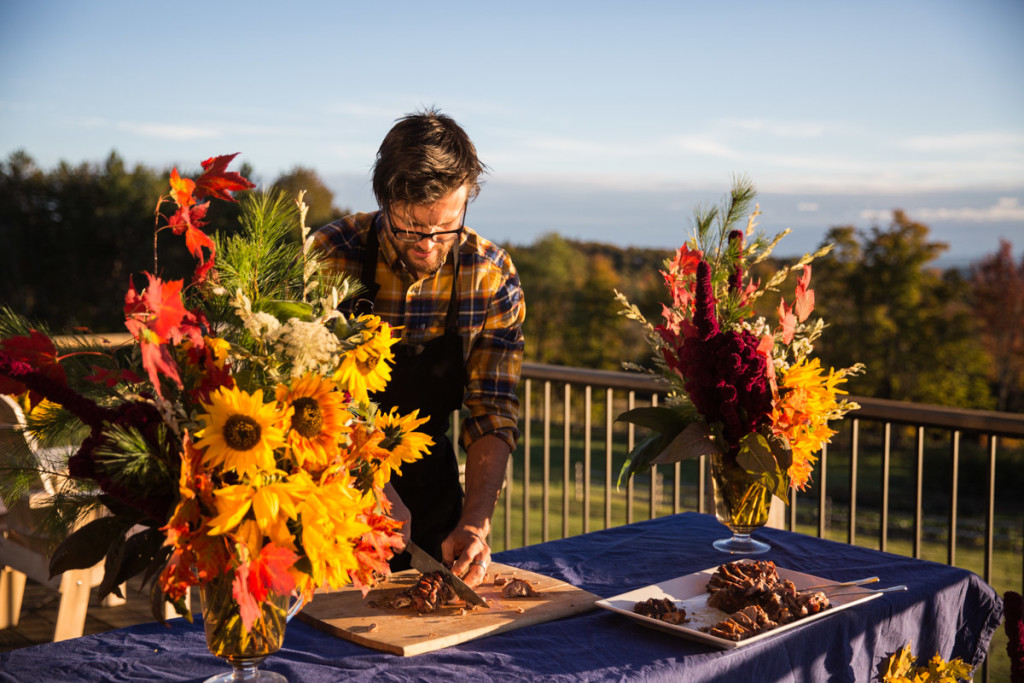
[406,541,490,608]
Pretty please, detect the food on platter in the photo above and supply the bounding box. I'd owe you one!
[387,572,456,613]
[633,597,688,625]
[700,560,832,640]
[501,577,542,598]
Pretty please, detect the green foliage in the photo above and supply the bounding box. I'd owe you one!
[811,210,994,409]
[507,233,669,370]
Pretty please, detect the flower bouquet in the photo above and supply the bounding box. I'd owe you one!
[0,155,428,679]
[615,177,863,553]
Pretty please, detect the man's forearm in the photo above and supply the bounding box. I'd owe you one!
[459,433,512,536]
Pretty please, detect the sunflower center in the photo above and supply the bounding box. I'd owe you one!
[223,414,262,451]
[356,349,382,375]
[291,397,323,438]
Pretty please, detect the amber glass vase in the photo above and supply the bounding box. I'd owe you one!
[710,452,772,554]
[200,572,303,682]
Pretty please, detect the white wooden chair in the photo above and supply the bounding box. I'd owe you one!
[0,393,109,641]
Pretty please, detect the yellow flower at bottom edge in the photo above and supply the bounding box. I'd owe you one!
[333,315,398,402]
[196,386,291,477]
[275,373,351,471]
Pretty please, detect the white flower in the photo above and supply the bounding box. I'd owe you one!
[269,318,341,377]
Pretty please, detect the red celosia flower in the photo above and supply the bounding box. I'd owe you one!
[668,260,773,454]
[0,331,67,408]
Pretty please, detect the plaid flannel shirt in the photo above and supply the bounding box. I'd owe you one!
[312,211,525,452]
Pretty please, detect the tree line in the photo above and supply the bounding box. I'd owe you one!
[2,151,1021,413]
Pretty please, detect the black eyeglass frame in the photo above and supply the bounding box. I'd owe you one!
[384,200,468,244]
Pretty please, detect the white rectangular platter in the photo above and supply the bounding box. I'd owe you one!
[596,563,883,650]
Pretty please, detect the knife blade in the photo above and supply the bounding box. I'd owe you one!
[405,541,490,608]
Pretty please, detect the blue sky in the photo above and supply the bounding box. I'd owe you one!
[2,0,1022,263]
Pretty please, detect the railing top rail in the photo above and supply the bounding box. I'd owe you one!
[522,361,1024,439]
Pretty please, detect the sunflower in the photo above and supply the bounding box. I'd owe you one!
[375,408,432,485]
[195,386,291,477]
[772,357,849,489]
[296,472,374,590]
[333,315,398,403]
[206,471,308,550]
[275,373,351,471]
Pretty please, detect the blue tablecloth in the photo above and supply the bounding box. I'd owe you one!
[0,512,1003,682]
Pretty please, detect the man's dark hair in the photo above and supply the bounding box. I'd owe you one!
[372,108,485,208]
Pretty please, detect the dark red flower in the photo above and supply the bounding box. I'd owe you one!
[666,259,773,454]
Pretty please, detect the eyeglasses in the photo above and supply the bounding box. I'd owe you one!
[385,201,467,244]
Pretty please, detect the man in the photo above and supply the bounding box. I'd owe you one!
[312,109,525,588]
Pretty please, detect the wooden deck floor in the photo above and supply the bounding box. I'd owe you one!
[0,575,199,654]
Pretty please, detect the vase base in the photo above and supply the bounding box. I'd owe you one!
[204,670,287,682]
[713,534,771,555]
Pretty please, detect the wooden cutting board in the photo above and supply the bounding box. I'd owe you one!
[297,562,599,656]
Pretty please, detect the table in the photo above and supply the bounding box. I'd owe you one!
[0,512,1003,682]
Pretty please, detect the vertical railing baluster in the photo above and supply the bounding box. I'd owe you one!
[985,435,997,589]
[698,452,707,514]
[949,431,960,567]
[503,455,513,551]
[849,419,859,546]
[674,462,681,515]
[818,442,828,538]
[605,388,614,529]
[914,427,924,559]
[626,392,635,524]
[584,385,592,534]
[789,487,797,532]
[880,422,891,552]
[522,380,531,548]
[649,394,658,520]
[563,384,571,539]
[542,381,551,543]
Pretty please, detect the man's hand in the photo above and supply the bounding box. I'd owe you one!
[442,526,490,588]
[383,481,412,549]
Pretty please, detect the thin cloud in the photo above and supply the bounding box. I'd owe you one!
[900,131,1024,152]
[720,118,833,139]
[116,122,220,140]
[666,135,739,158]
[860,197,1024,223]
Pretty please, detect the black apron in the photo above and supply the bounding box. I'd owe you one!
[357,218,467,568]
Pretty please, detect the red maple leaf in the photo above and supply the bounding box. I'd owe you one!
[777,299,797,345]
[794,265,815,323]
[168,168,197,209]
[195,154,255,202]
[124,274,204,396]
[166,202,217,283]
[0,331,67,407]
[250,544,298,600]
[232,563,262,632]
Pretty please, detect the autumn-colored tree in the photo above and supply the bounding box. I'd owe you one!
[970,239,1024,411]
[811,211,992,408]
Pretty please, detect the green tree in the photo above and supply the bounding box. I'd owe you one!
[508,234,586,365]
[270,167,349,235]
[0,150,173,331]
[812,210,992,408]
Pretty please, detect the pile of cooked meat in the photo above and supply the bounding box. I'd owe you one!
[387,571,456,613]
[701,560,831,641]
[633,597,688,624]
